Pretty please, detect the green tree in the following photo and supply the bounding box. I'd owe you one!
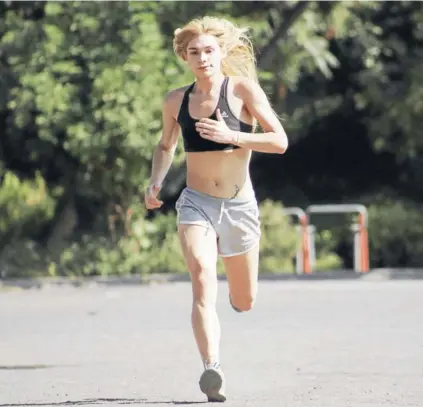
[1,2,192,242]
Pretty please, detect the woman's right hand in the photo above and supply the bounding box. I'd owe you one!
[144,184,163,209]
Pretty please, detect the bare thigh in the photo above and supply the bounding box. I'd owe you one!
[178,224,218,301]
[221,243,260,312]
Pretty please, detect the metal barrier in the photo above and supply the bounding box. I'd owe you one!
[306,204,370,273]
[284,207,312,274]
[284,204,370,274]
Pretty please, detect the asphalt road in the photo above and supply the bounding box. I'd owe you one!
[1,279,422,406]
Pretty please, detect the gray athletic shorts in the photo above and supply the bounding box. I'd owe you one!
[175,187,261,257]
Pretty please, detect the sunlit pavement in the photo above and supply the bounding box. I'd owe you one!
[1,279,422,406]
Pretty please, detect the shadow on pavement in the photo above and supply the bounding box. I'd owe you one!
[0,365,55,370]
[0,398,208,406]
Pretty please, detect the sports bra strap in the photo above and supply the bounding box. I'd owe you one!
[221,77,229,100]
[181,82,195,110]
[185,78,228,101]
[179,78,228,119]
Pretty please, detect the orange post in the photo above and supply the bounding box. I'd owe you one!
[358,213,370,272]
[300,214,312,274]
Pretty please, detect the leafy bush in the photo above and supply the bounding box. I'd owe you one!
[0,170,56,243]
[257,199,300,273]
[367,198,423,267]
[0,193,345,278]
[136,210,186,274]
[0,240,51,279]
[54,202,186,277]
[258,200,343,273]
[313,229,344,271]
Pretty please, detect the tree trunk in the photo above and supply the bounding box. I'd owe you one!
[257,2,310,70]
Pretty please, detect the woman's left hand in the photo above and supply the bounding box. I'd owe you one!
[195,109,237,145]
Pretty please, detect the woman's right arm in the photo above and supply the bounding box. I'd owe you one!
[145,91,181,209]
[148,91,181,188]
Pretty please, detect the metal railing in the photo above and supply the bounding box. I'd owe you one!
[284,204,370,274]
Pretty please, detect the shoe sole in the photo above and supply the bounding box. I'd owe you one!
[199,368,226,402]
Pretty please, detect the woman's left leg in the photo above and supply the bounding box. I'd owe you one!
[221,243,260,312]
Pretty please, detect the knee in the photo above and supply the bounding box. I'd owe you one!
[230,295,256,312]
[189,264,217,304]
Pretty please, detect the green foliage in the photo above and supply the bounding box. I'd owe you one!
[347,3,423,160]
[315,253,343,271]
[53,201,186,277]
[140,212,187,274]
[1,1,423,276]
[0,170,55,243]
[56,235,143,277]
[4,2,192,208]
[367,199,423,267]
[0,169,56,278]
[257,200,343,273]
[0,196,344,278]
[313,229,343,271]
[257,200,300,273]
[0,240,50,279]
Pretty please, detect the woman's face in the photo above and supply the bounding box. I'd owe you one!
[185,34,224,78]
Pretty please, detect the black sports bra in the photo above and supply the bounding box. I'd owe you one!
[177,77,253,152]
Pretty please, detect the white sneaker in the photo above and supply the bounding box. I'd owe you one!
[199,362,226,402]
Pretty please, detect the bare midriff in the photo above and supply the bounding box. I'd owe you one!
[186,148,255,200]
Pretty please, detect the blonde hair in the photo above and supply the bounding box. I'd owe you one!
[173,16,258,83]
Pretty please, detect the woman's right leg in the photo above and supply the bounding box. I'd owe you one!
[178,223,226,402]
[177,223,220,366]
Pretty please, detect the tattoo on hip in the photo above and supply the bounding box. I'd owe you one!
[231,185,240,199]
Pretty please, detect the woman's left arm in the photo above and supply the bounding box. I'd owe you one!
[195,78,288,154]
[234,78,288,154]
